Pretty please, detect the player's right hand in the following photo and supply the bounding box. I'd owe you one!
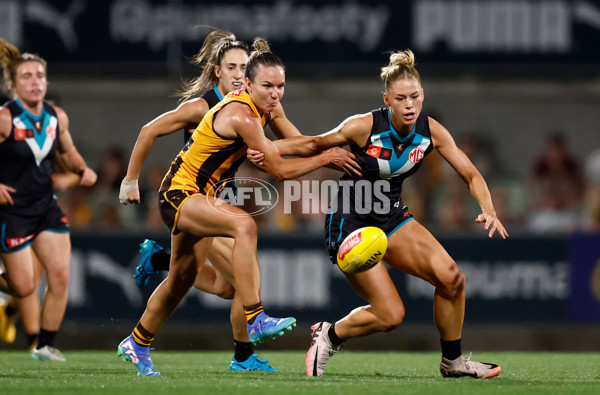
[119,178,140,204]
[0,183,16,206]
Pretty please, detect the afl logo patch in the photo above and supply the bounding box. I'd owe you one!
[408,148,424,163]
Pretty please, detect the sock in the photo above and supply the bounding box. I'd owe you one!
[233,340,254,362]
[152,249,171,271]
[132,322,155,347]
[441,339,462,361]
[328,323,345,347]
[244,302,264,325]
[26,333,39,350]
[37,329,57,349]
[5,304,17,317]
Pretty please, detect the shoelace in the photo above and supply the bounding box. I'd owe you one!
[253,355,270,364]
[463,352,473,369]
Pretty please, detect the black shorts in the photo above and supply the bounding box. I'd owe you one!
[158,189,199,234]
[324,203,414,265]
[0,202,69,253]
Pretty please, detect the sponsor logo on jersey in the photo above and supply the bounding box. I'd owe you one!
[366,145,392,160]
[367,145,381,158]
[408,147,424,163]
[15,128,34,140]
[6,234,35,249]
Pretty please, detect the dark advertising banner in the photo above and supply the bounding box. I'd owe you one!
[2,0,600,74]
[48,233,587,327]
[567,233,600,322]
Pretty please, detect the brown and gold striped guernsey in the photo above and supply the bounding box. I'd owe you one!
[160,89,268,197]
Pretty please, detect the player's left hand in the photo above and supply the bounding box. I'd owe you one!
[476,213,509,239]
[327,147,364,177]
[79,167,98,187]
[247,148,265,166]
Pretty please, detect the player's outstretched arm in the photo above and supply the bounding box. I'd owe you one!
[234,105,360,180]
[120,99,208,204]
[430,117,509,239]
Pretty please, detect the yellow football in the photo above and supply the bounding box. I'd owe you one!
[336,226,388,274]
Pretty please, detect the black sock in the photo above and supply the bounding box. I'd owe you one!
[151,249,171,271]
[441,339,462,360]
[27,333,39,349]
[37,329,57,349]
[233,340,254,362]
[328,323,344,347]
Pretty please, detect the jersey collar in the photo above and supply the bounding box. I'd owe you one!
[387,108,416,142]
[15,99,44,120]
[213,86,224,101]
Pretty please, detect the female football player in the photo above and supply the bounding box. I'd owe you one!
[0,39,97,361]
[250,49,508,379]
[119,29,283,372]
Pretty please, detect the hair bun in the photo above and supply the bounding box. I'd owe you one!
[252,38,271,54]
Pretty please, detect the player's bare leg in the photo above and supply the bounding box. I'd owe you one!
[30,231,70,361]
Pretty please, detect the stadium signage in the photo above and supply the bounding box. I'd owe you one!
[406,260,570,301]
[110,0,390,52]
[2,0,600,73]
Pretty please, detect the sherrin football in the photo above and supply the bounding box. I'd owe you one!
[336,226,388,274]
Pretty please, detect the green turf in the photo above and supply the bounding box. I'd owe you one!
[0,350,599,394]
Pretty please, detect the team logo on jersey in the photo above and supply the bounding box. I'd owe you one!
[15,128,34,140]
[46,124,57,140]
[366,145,392,160]
[408,148,424,163]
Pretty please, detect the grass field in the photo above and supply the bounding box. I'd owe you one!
[0,350,599,394]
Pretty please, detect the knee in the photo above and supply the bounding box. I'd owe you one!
[232,217,257,240]
[13,283,35,298]
[216,283,235,300]
[437,263,465,299]
[46,264,70,290]
[379,309,405,332]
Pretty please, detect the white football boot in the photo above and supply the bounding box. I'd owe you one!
[305,322,341,376]
[440,354,501,378]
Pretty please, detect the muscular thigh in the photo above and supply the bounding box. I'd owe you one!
[31,231,71,273]
[0,247,35,291]
[345,262,403,314]
[176,194,254,238]
[384,219,457,287]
